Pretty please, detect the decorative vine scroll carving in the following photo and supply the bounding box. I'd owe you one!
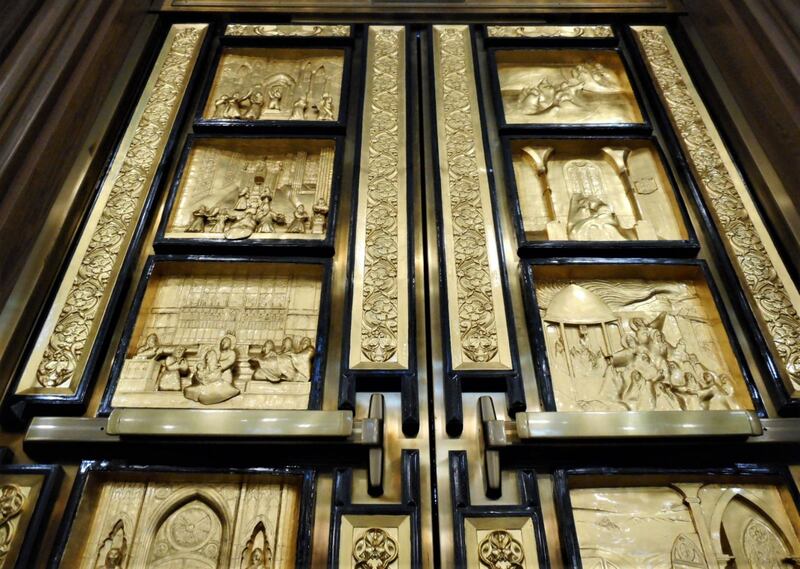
[437,26,501,365]
[31,26,205,390]
[636,27,800,392]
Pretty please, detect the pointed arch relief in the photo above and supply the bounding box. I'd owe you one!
[147,497,224,569]
[95,519,128,569]
[240,521,271,569]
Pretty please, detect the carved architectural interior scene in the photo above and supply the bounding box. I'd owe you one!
[203,48,344,122]
[338,515,410,569]
[60,471,301,568]
[164,138,336,241]
[570,477,800,569]
[509,139,687,242]
[495,49,643,125]
[531,264,753,412]
[464,517,540,569]
[0,475,40,569]
[112,261,324,410]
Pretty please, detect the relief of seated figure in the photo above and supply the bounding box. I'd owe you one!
[156,346,190,391]
[567,193,628,241]
[249,337,315,383]
[183,335,240,405]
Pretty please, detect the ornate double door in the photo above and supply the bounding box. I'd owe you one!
[6,12,800,569]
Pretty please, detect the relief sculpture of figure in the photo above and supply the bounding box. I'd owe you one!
[134,333,162,359]
[157,346,189,391]
[254,196,287,234]
[249,337,314,383]
[319,92,335,120]
[286,204,310,233]
[291,96,307,120]
[567,194,627,241]
[183,334,240,405]
[187,204,214,232]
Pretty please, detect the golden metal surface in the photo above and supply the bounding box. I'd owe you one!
[432,25,512,372]
[514,410,762,439]
[568,478,800,568]
[58,471,301,568]
[495,49,643,125]
[339,515,410,569]
[349,26,409,371]
[511,138,687,242]
[486,25,613,38]
[0,473,44,569]
[634,26,800,397]
[106,408,354,437]
[532,263,752,412]
[14,24,208,396]
[164,138,336,241]
[203,48,344,122]
[464,518,541,569]
[225,24,351,37]
[111,261,322,410]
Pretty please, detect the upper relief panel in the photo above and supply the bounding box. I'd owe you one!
[201,48,345,125]
[493,49,643,127]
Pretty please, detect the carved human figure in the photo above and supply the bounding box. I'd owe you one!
[250,339,283,383]
[213,95,230,118]
[246,86,264,120]
[291,96,307,119]
[134,333,161,359]
[268,84,283,110]
[183,335,240,405]
[157,346,189,391]
[234,186,250,211]
[287,204,309,233]
[255,196,287,233]
[289,336,315,381]
[225,92,242,119]
[319,92,335,120]
[567,194,627,241]
[188,204,214,232]
[311,198,329,234]
[225,203,259,240]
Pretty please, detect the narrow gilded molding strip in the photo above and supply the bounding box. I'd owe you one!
[350,26,409,370]
[16,24,208,396]
[486,25,613,38]
[225,24,350,37]
[432,25,512,371]
[633,26,800,395]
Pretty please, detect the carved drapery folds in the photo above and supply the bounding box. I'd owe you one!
[350,26,408,370]
[432,25,512,371]
[634,26,800,395]
[15,24,207,395]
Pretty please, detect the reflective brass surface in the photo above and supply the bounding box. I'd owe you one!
[112,261,323,410]
[432,25,512,371]
[569,479,800,568]
[495,49,643,125]
[532,264,753,412]
[339,515,410,569]
[203,48,344,123]
[59,471,301,568]
[515,410,762,439]
[486,25,613,38]
[107,408,353,437]
[224,24,350,37]
[164,138,336,242]
[15,24,208,396]
[464,518,541,569]
[511,138,687,242]
[349,26,409,371]
[634,26,800,397]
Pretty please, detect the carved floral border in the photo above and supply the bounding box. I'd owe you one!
[634,26,800,394]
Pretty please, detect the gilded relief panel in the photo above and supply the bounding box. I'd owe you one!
[203,48,344,123]
[61,472,301,568]
[464,518,540,569]
[486,25,614,39]
[164,138,336,242]
[111,261,324,410]
[530,264,752,412]
[510,139,687,242]
[0,475,43,569]
[570,480,800,569]
[338,515,411,569]
[224,24,351,38]
[494,50,643,125]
